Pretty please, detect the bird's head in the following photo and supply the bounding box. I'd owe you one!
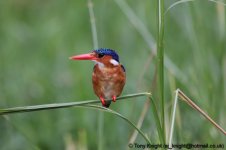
[70,48,120,67]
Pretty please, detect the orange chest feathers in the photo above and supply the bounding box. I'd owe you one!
[92,64,126,99]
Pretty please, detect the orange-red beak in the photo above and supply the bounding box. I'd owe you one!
[70,53,97,60]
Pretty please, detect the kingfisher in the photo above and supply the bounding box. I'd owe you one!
[70,48,126,107]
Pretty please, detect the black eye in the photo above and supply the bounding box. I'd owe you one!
[98,53,104,58]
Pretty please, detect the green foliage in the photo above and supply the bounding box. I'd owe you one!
[157,0,165,143]
[0,0,226,149]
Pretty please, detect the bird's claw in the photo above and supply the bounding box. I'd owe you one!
[100,97,106,106]
[112,96,116,102]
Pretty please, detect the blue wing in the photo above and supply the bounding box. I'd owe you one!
[121,64,126,72]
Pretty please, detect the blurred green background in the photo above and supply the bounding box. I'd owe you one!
[0,0,225,149]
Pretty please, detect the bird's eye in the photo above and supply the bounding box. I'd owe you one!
[98,53,104,58]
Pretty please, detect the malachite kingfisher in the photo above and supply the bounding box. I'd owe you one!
[70,48,126,107]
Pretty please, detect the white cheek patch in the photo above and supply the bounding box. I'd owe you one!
[110,59,119,66]
[93,60,105,68]
[98,62,105,68]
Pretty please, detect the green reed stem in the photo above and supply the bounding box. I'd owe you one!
[149,96,164,144]
[87,0,102,149]
[0,92,151,115]
[157,0,165,143]
[83,104,152,144]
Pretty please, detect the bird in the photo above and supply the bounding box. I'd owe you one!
[70,48,126,107]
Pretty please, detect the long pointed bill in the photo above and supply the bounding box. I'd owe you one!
[69,53,97,60]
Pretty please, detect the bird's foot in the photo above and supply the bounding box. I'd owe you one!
[100,96,106,106]
[112,96,116,102]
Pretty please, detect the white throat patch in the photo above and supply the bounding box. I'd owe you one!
[93,60,105,68]
[110,59,119,66]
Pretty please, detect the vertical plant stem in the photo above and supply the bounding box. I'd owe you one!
[97,112,104,150]
[157,0,165,143]
[88,0,98,49]
[149,96,164,144]
[168,89,179,148]
[87,0,103,149]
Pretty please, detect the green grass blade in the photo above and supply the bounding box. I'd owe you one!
[149,96,164,144]
[87,0,102,149]
[114,0,156,52]
[114,0,188,85]
[0,93,151,115]
[178,90,226,135]
[80,104,152,144]
[165,0,194,15]
[168,89,179,148]
[0,93,152,144]
[157,0,165,143]
[165,0,226,15]
[208,0,226,6]
[88,0,98,49]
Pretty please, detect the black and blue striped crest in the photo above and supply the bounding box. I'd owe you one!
[93,48,119,62]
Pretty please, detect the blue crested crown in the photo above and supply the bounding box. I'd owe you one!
[93,48,119,62]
